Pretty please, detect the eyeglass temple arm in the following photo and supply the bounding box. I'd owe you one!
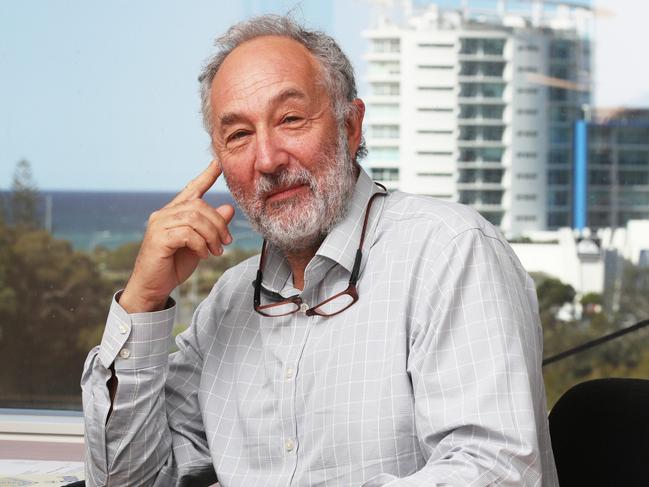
[351,185,387,285]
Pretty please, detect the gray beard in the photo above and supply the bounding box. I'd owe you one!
[225,131,357,254]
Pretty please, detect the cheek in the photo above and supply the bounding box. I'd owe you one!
[221,163,252,195]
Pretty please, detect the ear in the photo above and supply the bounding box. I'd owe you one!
[345,98,365,158]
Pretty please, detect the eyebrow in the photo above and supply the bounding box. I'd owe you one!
[218,87,309,130]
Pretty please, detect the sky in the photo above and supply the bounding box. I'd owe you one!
[1,0,647,192]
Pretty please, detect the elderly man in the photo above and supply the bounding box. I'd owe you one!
[82,15,558,487]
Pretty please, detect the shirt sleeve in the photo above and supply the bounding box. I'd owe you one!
[363,228,558,487]
[81,292,218,487]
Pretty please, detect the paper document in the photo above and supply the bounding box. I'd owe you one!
[0,459,83,486]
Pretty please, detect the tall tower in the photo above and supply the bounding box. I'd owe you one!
[362,1,592,237]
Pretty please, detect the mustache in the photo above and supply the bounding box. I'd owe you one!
[256,167,314,198]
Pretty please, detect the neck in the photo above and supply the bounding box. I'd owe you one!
[284,242,321,290]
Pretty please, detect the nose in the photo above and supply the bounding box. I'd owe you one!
[253,129,289,175]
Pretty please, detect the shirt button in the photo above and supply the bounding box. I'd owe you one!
[299,303,309,314]
[285,367,294,379]
[119,348,130,359]
[118,324,128,335]
[284,438,295,452]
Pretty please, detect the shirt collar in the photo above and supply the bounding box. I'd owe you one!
[261,168,384,294]
[315,168,383,274]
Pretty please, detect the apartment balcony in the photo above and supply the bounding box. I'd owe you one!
[364,52,400,62]
[458,74,506,83]
[365,95,400,105]
[364,138,400,148]
[471,202,505,211]
[458,53,506,62]
[457,97,506,105]
[457,140,506,148]
[457,160,504,169]
[366,74,400,84]
[457,118,506,126]
[456,181,504,190]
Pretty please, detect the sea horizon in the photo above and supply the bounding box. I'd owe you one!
[0,189,262,252]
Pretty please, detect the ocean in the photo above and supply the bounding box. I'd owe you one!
[4,190,263,252]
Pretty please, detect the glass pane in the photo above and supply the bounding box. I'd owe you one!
[258,300,300,316]
[312,293,355,316]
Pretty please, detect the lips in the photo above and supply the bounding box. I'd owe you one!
[265,183,309,203]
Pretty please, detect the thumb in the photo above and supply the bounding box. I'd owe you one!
[216,204,236,224]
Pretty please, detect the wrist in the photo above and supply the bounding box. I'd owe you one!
[118,288,170,313]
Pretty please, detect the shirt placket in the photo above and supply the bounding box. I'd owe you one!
[278,291,317,486]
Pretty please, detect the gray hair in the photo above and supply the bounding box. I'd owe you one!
[198,14,367,162]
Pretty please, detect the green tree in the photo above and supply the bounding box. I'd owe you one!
[0,162,112,409]
[0,223,112,408]
[10,159,41,229]
[539,267,649,408]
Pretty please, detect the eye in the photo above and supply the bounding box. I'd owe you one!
[227,130,250,143]
[282,115,302,124]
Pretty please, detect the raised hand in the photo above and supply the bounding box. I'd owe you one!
[119,161,235,313]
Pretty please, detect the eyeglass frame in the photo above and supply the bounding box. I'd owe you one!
[253,183,387,318]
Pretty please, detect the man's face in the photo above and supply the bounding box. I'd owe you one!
[209,36,363,252]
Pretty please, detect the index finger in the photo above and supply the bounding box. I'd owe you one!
[167,160,222,207]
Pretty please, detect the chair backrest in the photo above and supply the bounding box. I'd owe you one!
[549,378,649,487]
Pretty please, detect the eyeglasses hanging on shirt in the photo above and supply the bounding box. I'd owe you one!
[253,183,387,317]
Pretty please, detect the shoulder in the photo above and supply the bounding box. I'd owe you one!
[379,191,502,247]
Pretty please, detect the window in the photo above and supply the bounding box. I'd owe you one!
[517,108,538,115]
[418,42,454,48]
[459,61,505,77]
[417,107,453,112]
[549,191,569,206]
[518,87,539,94]
[371,82,400,96]
[550,40,573,59]
[367,103,399,118]
[618,171,649,185]
[589,149,611,165]
[516,194,537,201]
[617,127,649,145]
[549,149,571,165]
[547,211,569,227]
[619,150,649,166]
[368,124,399,139]
[549,169,570,184]
[371,38,400,53]
[417,151,453,156]
[518,44,539,52]
[368,146,399,161]
[369,167,399,181]
[417,129,453,135]
[459,148,504,163]
[589,169,611,185]
[587,190,610,206]
[367,60,400,76]
[5,2,649,470]
[417,172,453,177]
[550,127,570,144]
[418,64,453,70]
[417,86,453,91]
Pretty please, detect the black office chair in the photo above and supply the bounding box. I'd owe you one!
[549,378,649,487]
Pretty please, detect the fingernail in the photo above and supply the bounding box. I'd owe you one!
[224,234,232,245]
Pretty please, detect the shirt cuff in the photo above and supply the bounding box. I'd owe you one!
[97,291,176,371]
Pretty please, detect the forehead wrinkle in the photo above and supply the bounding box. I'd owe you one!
[217,83,314,132]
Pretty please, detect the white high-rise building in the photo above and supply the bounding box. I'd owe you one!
[362,1,592,237]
